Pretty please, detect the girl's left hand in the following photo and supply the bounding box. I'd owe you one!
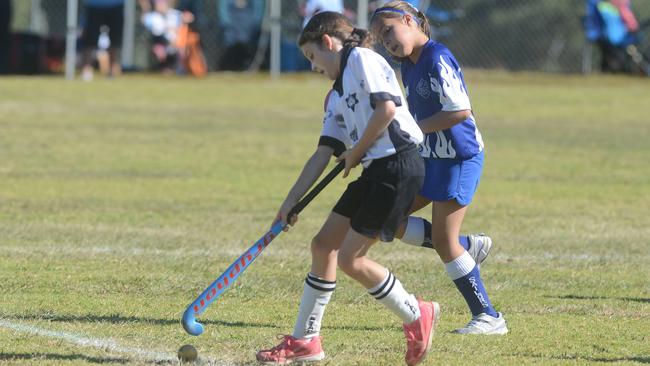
[336,148,362,178]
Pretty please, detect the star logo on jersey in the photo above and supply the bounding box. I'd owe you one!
[322,110,332,124]
[349,127,358,142]
[346,93,359,112]
[382,65,393,83]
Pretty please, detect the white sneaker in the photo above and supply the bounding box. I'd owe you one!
[467,234,492,266]
[452,312,508,335]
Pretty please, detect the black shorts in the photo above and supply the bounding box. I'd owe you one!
[82,5,124,49]
[333,145,424,242]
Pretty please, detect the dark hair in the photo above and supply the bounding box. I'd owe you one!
[298,11,373,49]
[370,1,431,38]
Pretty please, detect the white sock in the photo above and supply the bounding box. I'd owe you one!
[368,269,420,324]
[401,217,425,245]
[445,251,475,280]
[292,273,335,339]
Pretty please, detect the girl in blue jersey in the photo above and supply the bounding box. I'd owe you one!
[371,1,508,334]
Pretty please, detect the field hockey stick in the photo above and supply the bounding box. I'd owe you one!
[182,162,344,336]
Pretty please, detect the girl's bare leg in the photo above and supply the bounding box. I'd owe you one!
[430,200,467,263]
[310,212,350,281]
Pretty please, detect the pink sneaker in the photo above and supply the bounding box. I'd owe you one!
[403,300,440,366]
[256,335,325,365]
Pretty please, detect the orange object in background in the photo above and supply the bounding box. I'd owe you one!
[176,23,207,77]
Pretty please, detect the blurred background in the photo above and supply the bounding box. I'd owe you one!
[1,2,649,363]
[1,0,649,78]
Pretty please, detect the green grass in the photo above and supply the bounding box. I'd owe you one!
[1,72,649,365]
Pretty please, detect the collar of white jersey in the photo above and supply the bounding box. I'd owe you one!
[332,45,355,96]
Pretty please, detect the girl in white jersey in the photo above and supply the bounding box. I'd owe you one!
[256,12,438,366]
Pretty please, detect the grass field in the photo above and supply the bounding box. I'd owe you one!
[1,72,649,365]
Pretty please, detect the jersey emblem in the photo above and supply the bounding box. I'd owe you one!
[335,114,345,128]
[381,64,393,83]
[349,126,358,142]
[416,78,431,99]
[346,93,359,112]
[323,110,333,124]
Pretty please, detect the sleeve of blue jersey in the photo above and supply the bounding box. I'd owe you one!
[429,47,472,112]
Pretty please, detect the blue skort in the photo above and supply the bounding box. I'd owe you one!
[420,151,484,206]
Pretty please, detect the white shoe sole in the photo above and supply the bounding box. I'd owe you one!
[294,351,325,362]
[451,313,509,335]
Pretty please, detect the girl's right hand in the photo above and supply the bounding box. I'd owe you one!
[274,200,298,232]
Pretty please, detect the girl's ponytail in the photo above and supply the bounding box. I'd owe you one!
[346,27,374,48]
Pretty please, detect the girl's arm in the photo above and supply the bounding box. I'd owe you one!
[276,145,336,229]
[418,109,471,134]
[337,100,396,177]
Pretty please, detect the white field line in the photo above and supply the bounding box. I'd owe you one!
[0,318,176,363]
[0,319,233,365]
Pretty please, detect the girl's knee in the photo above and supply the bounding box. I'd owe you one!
[311,234,337,259]
[336,250,361,275]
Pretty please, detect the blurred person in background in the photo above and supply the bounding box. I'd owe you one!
[139,0,205,76]
[0,0,10,74]
[139,0,183,74]
[175,0,206,76]
[584,0,649,74]
[300,0,344,27]
[611,0,640,32]
[80,0,125,80]
[217,0,264,71]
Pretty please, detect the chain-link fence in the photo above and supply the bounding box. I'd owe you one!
[8,0,650,74]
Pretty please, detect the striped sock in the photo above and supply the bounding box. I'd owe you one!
[292,273,335,339]
[368,270,420,324]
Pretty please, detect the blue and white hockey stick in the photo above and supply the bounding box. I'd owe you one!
[182,162,344,336]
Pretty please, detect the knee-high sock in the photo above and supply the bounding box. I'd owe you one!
[368,269,420,324]
[293,273,335,339]
[445,251,497,317]
[402,217,470,250]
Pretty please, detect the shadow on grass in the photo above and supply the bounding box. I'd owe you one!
[9,313,387,332]
[0,352,176,364]
[0,353,130,364]
[552,295,650,303]
[523,354,650,364]
[588,356,650,363]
